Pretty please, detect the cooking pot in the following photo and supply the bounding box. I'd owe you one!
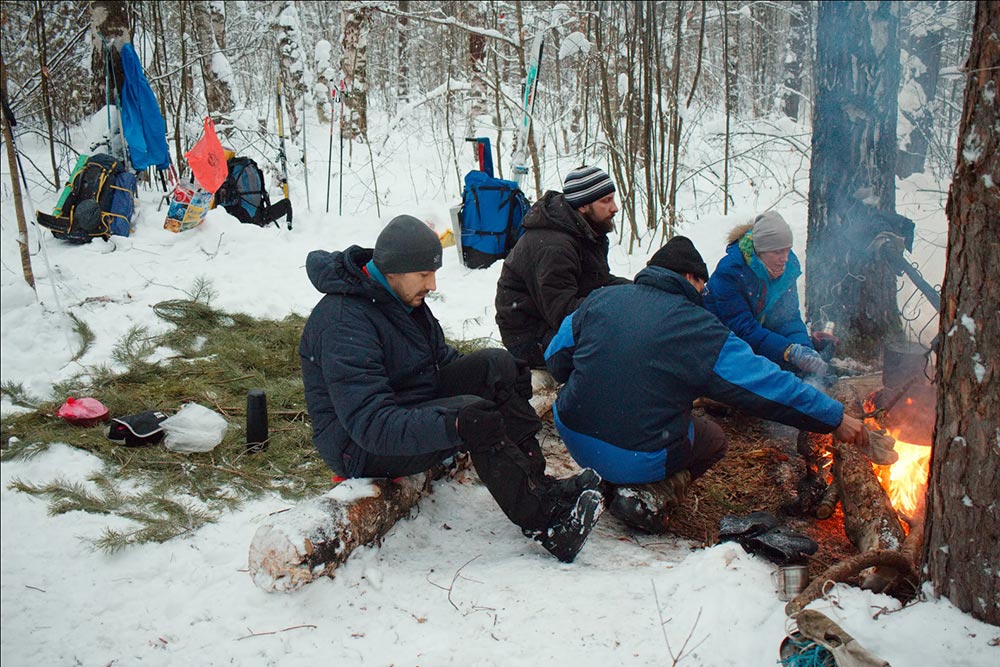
[882,340,929,388]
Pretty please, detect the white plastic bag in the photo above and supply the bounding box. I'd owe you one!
[161,403,228,453]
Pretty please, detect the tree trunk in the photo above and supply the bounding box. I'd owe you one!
[249,473,441,593]
[781,1,809,122]
[1,48,36,290]
[273,0,311,141]
[35,0,59,188]
[896,1,947,179]
[924,0,1000,627]
[806,1,903,362]
[89,0,130,113]
[396,0,410,104]
[467,5,487,132]
[192,0,235,119]
[339,1,369,141]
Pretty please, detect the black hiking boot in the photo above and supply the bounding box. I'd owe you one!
[533,489,604,563]
[607,470,691,534]
[546,468,602,499]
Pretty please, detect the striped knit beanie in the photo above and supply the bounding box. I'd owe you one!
[563,166,616,209]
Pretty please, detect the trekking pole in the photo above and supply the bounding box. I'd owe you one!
[325,85,335,213]
[275,77,292,230]
[512,31,544,191]
[302,92,310,211]
[337,79,345,217]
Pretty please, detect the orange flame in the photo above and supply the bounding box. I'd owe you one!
[863,400,931,522]
[874,434,930,518]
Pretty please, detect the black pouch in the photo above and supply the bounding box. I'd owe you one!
[107,410,168,446]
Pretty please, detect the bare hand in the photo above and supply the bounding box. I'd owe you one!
[833,413,868,448]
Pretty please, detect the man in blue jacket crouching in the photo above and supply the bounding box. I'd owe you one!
[544,236,868,534]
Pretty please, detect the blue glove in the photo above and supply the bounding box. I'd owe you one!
[786,344,828,375]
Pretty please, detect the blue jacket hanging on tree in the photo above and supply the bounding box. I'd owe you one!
[119,43,170,170]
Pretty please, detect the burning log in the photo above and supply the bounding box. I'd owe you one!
[249,471,445,593]
[831,440,907,593]
[815,483,839,520]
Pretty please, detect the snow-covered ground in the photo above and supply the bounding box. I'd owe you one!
[2,114,995,665]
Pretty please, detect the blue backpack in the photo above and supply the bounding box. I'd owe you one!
[216,156,292,228]
[459,170,529,269]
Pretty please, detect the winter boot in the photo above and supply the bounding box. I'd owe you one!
[532,489,604,563]
[608,469,691,534]
[546,468,603,499]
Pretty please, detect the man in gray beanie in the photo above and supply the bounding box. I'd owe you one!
[300,214,604,563]
[495,166,630,368]
[704,211,827,375]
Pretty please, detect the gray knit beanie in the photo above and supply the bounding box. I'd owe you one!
[752,211,793,253]
[563,166,616,209]
[373,215,443,273]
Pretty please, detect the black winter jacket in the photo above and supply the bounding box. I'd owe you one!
[299,246,462,477]
[494,190,629,365]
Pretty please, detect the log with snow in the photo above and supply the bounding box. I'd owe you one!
[248,473,438,593]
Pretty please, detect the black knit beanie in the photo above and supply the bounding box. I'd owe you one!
[563,166,616,208]
[373,215,443,273]
[648,236,709,281]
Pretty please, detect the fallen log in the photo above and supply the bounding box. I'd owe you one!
[784,549,917,616]
[249,471,443,593]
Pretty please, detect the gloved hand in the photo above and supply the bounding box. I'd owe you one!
[456,400,504,450]
[786,343,828,375]
[513,358,533,399]
[862,428,899,465]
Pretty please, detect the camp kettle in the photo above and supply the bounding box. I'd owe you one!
[246,389,269,453]
[772,565,809,601]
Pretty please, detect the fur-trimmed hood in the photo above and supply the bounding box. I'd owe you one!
[726,222,753,245]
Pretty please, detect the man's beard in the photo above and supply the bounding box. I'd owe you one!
[583,209,615,235]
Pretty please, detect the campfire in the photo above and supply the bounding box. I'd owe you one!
[872,432,930,527]
[864,346,935,531]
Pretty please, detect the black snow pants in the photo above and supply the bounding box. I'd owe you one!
[357,348,555,531]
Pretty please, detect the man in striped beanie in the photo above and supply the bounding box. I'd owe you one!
[495,166,630,368]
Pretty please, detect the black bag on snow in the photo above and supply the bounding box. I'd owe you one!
[459,170,530,269]
[36,154,136,244]
[215,156,292,228]
[107,410,169,447]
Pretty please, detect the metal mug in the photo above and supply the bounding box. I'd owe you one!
[772,565,810,601]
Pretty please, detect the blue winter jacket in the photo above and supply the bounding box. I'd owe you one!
[545,266,843,485]
[299,246,462,477]
[703,229,811,365]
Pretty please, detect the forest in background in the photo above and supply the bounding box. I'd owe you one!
[0,0,975,245]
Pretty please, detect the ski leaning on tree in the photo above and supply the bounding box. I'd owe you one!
[544,236,870,535]
[704,211,826,375]
[494,166,631,368]
[299,215,603,562]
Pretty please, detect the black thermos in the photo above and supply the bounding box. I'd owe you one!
[246,388,269,453]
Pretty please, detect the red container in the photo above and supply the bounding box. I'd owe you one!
[56,397,110,426]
